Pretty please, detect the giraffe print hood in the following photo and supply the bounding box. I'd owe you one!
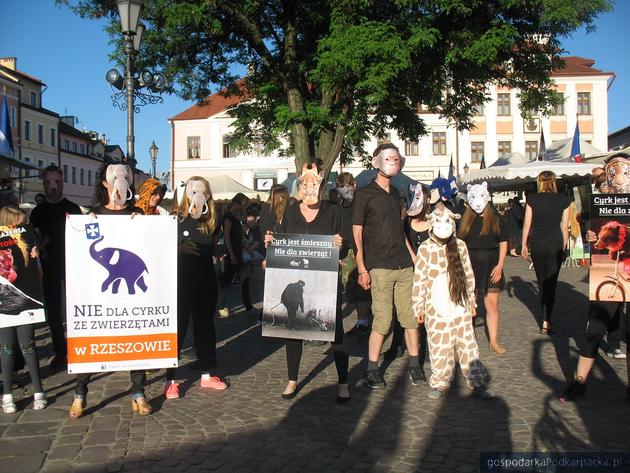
[428,202,460,241]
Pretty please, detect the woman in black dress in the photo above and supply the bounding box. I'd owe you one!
[266,163,349,403]
[521,171,570,334]
[458,182,508,353]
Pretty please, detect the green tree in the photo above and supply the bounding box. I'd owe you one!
[60,0,612,178]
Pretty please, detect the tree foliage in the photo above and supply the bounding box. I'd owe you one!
[59,0,612,177]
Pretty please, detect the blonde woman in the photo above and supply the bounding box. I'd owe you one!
[521,171,570,334]
[164,177,226,399]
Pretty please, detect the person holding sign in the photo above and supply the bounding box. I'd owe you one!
[68,163,152,418]
[164,177,227,400]
[0,206,47,414]
[266,162,349,403]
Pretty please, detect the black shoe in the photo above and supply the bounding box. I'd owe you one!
[49,355,67,371]
[337,395,351,404]
[365,369,386,389]
[558,380,586,403]
[408,367,427,385]
[281,389,297,400]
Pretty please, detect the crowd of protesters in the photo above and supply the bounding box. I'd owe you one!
[1,146,628,416]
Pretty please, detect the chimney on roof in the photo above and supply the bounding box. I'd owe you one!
[60,116,77,127]
[0,58,17,70]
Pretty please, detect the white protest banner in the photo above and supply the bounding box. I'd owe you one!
[262,233,339,342]
[0,224,46,328]
[65,215,177,373]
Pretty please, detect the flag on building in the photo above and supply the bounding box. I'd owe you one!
[448,154,455,178]
[0,95,15,157]
[570,121,583,162]
[537,129,546,161]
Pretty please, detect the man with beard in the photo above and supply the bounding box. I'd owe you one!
[29,165,81,370]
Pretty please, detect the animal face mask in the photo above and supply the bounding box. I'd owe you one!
[297,163,324,205]
[407,183,425,217]
[336,185,354,202]
[428,202,460,240]
[466,182,490,214]
[601,157,630,194]
[186,179,210,219]
[371,148,405,177]
[429,176,458,204]
[106,164,133,206]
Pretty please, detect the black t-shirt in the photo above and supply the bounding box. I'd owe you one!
[178,217,216,278]
[404,218,430,254]
[337,199,355,259]
[526,193,570,245]
[352,180,413,271]
[279,200,341,236]
[29,198,82,271]
[461,211,508,250]
[92,205,143,215]
[246,224,265,258]
[222,211,243,263]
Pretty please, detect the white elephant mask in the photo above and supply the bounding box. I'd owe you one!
[186,179,209,219]
[297,163,324,205]
[106,164,133,206]
[429,202,460,241]
[466,182,490,214]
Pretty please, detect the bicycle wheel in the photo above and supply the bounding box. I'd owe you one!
[596,280,626,302]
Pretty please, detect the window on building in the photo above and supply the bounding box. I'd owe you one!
[50,128,56,147]
[525,141,538,161]
[432,132,447,156]
[405,140,419,156]
[376,133,392,146]
[497,93,511,116]
[498,141,511,157]
[473,104,484,116]
[187,136,200,159]
[37,124,44,144]
[24,157,31,177]
[63,139,69,151]
[577,92,591,115]
[80,144,85,154]
[9,107,15,128]
[552,92,565,116]
[63,165,68,183]
[72,166,76,185]
[80,169,85,186]
[88,170,92,187]
[24,120,31,140]
[30,91,37,107]
[72,142,77,153]
[470,142,484,163]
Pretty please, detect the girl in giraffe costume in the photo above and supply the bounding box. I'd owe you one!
[412,203,492,399]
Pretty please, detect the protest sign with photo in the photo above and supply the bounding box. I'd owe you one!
[589,193,630,302]
[262,233,339,342]
[65,215,177,373]
[0,224,46,328]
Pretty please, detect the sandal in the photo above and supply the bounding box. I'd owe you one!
[540,325,554,335]
[489,343,507,354]
[131,397,153,416]
[68,398,86,418]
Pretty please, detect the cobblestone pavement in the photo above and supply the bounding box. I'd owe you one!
[1,258,628,473]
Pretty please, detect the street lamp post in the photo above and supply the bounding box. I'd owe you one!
[149,140,158,178]
[463,163,470,175]
[106,0,166,171]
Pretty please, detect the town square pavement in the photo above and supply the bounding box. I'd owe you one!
[1,257,629,473]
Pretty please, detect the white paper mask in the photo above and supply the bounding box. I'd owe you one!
[466,182,490,214]
[429,203,460,240]
[297,163,324,205]
[407,182,425,217]
[105,164,133,206]
[371,147,405,177]
[336,185,354,202]
[185,179,210,219]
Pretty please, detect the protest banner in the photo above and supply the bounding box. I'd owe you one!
[589,193,630,301]
[0,224,46,328]
[262,233,339,342]
[65,215,177,373]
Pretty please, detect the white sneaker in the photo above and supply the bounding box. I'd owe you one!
[2,395,16,414]
[607,348,627,359]
[33,393,47,410]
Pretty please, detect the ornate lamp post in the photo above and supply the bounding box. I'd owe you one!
[106,0,166,171]
[463,163,470,175]
[149,140,158,178]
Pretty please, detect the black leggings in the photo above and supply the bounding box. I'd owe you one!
[41,266,67,359]
[0,324,43,395]
[218,262,251,309]
[74,370,146,399]
[580,302,630,358]
[530,244,563,323]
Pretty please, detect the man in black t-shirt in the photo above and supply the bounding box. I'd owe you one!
[29,165,82,370]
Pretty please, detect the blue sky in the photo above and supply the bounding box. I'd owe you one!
[1,1,628,174]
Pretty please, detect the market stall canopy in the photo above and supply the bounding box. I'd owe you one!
[490,151,527,167]
[582,146,630,165]
[354,169,416,193]
[206,175,259,200]
[459,160,595,191]
[546,137,603,161]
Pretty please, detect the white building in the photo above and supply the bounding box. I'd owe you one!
[169,56,613,190]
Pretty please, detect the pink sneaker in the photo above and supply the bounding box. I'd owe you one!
[200,376,227,390]
[164,382,180,399]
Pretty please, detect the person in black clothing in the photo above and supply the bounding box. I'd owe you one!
[506,197,524,256]
[29,165,82,371]
[521,171,570,334]
[458,182,509,353]
[164,176,227,400]
[241,207,264,313]
[281,281,305,329]
[265,162,349,403]
[68,163,152,418]
[217,193,249,317]
[259,185,290,237]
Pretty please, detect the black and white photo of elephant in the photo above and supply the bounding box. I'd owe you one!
[89,236,148,295]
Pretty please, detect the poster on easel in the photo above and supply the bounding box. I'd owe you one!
[589,194,630,301]
[0,224,46,328]
[262,233,339,342]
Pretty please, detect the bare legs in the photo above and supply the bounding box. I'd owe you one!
[485,291,505,353]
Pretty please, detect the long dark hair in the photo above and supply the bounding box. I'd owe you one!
[458,205,500,238]
[92,162,136,208]
[445,235,469,307]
